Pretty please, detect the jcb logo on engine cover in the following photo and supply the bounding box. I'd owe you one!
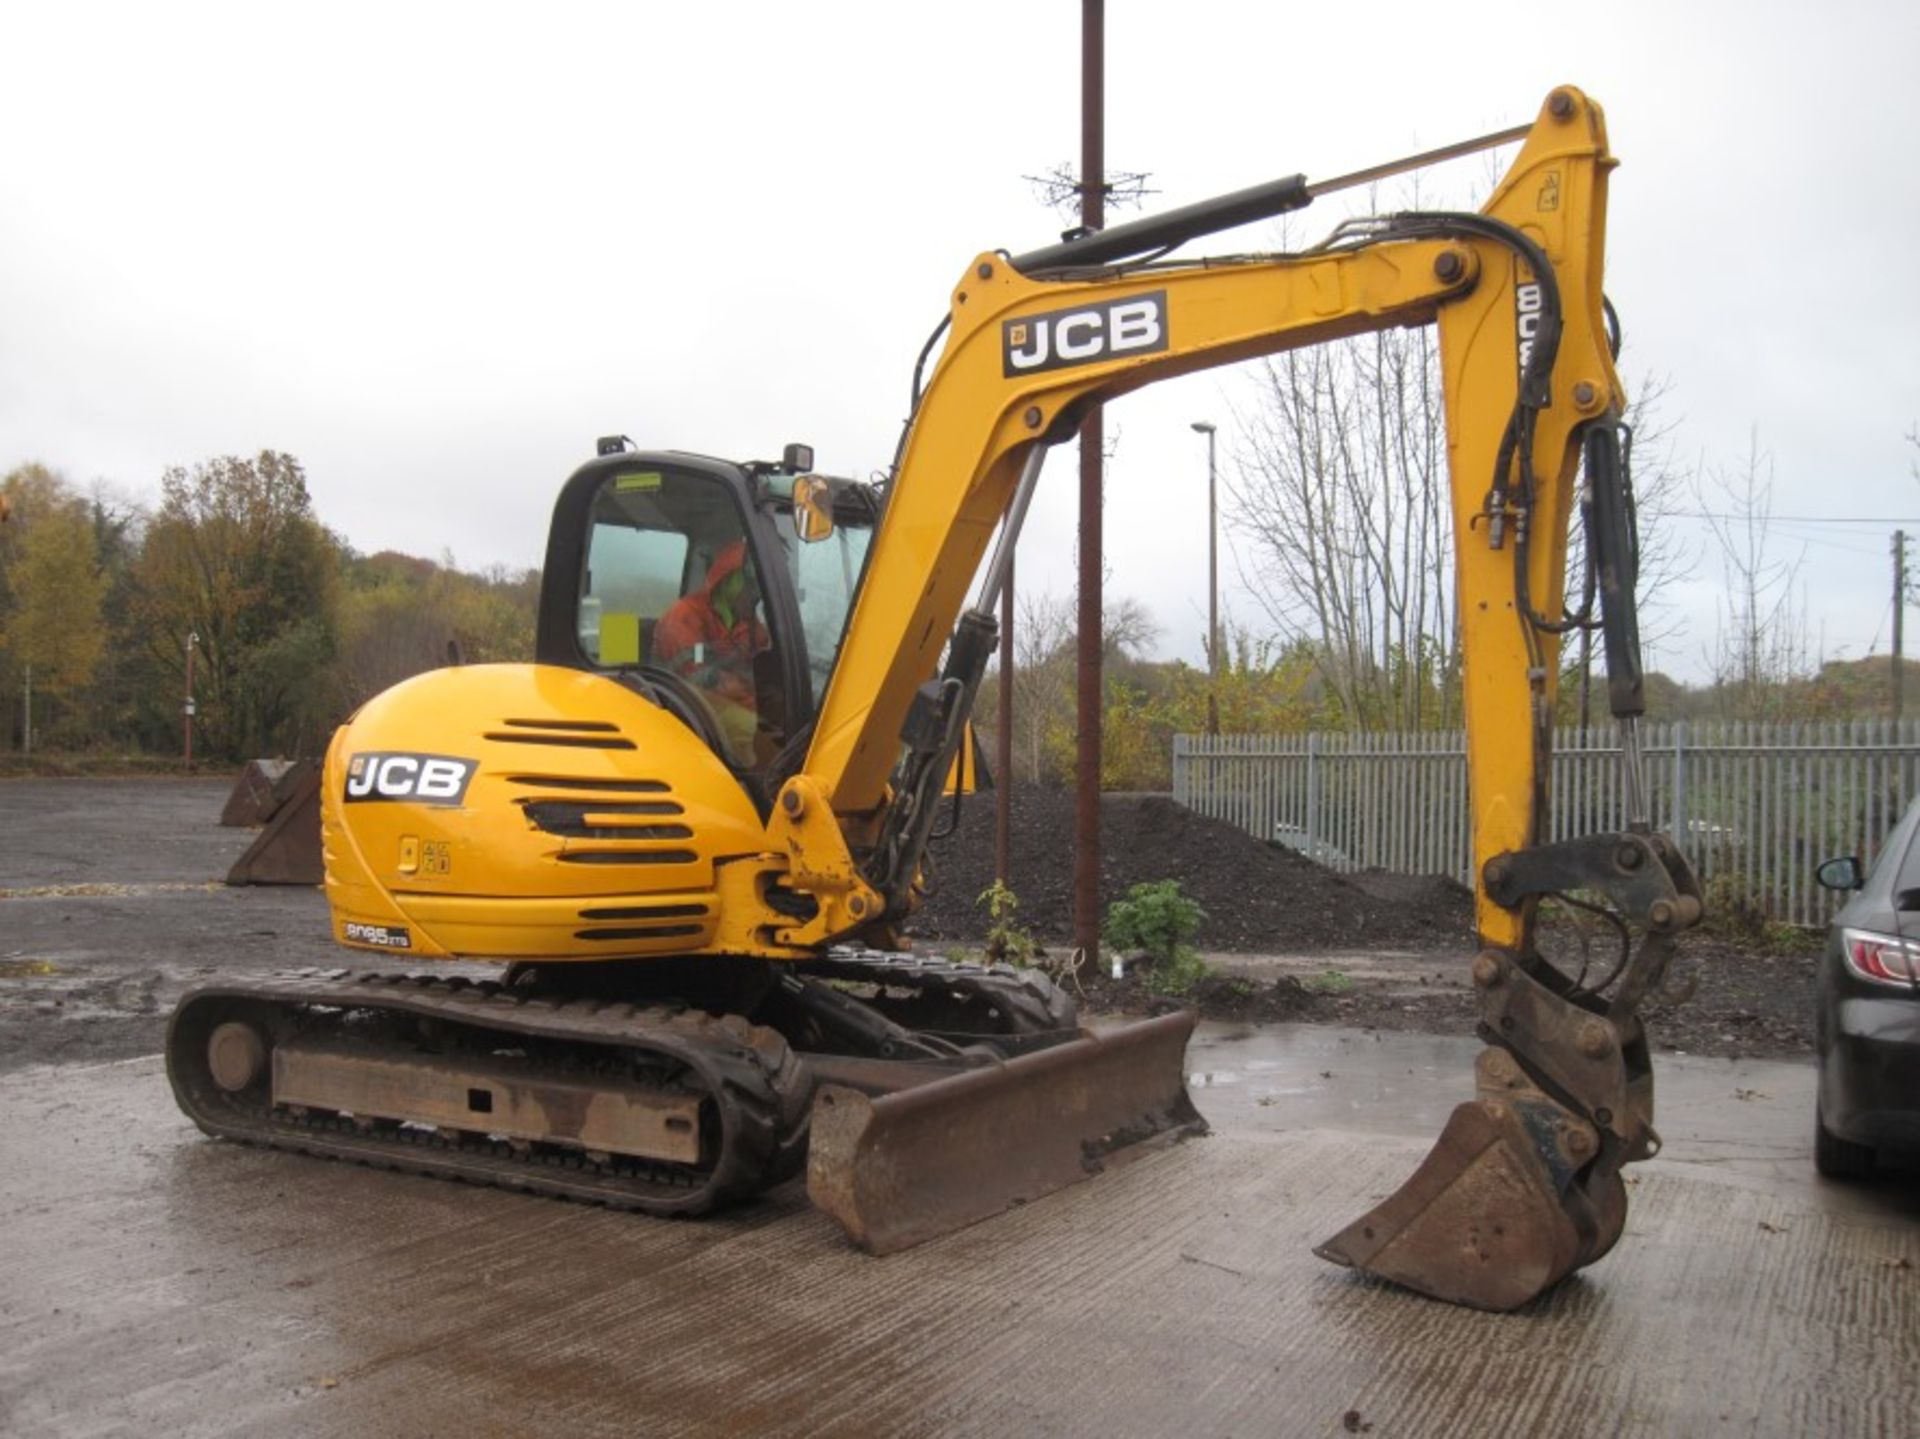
[344,752,477,806]
[1003,290,1168,377]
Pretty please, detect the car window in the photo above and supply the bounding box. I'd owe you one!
[1866,794,1920,893]
[1893,802,1920,895]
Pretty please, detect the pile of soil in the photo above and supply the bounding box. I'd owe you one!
[910,787,1474,953]
[907,787,1822,1060]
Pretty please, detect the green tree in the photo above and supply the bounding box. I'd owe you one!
[0,465,108,749]
[134,452,343,759]
[80,486,155,749]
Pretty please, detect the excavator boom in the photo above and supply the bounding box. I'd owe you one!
[790,84,1698,1305]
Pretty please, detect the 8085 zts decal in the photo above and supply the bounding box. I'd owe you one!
[344,752,478,806]
[343,921,412,950]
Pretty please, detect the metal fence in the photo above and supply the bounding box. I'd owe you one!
[1173,720,1920,927]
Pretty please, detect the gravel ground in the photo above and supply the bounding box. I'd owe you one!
[0,776,1820,1069]
[1,777,382,1073]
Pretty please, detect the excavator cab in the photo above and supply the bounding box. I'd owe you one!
[533,447,878,775]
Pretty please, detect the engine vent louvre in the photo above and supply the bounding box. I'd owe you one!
[499,718,622,733]
[577,903,710,921]
[574,925,705,942]
[504,775,671,794]
[524,801,689,840]
[483,731,636,751]
[557,850,698,866]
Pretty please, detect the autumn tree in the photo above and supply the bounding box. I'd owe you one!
[0,465,109,749]
[983,586,1165,786]
[334,550,538,707]
[134,452,342,759]
[1102,630,1326,789]
[78,484,155,747]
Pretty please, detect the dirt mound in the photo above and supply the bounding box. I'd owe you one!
[909,788,1472,953]
[1346,870,1475,913]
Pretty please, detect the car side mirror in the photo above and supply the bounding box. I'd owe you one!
[1816,856,1864,892]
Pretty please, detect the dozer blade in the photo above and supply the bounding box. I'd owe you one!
[1314,1089,1608,1313]
[807,1009,1205,1255]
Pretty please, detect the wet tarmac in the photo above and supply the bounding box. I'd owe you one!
[1,1025,1915,1437]
[3,777,1917,1435]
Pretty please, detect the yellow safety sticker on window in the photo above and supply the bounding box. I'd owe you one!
[615,472,664,492]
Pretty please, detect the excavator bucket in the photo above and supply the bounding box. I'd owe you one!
[219,758,297,827]
[808,1010,1205,1254]
[1314,1035,1634,1312]
[1315,1099,1582,1311]
[225,761,323,886]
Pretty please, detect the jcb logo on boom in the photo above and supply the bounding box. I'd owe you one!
[1003,290,1168,377]
[344,752,477,806]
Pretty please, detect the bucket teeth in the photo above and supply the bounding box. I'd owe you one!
[808,1010,1205,1255]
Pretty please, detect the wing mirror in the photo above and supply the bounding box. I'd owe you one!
[1815,856,1864,892]
[792,475,835,544]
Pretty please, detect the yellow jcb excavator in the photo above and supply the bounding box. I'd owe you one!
[167,86,1699,1311]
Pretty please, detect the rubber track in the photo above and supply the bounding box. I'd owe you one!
[166,970,811,1215]
[799,950,1079,1036]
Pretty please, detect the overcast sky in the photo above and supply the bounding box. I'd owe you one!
[4,1,1916,685]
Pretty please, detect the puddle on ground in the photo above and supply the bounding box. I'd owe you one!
[1189,1058,1294,1087]
[0,958,62,978]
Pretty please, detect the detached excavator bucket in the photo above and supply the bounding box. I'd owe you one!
[225,761,323,886]
[808,1010,1205,1255]
[1314,1046,1628,1312]
[218,758,296,826]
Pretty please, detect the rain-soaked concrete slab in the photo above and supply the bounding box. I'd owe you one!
[2,1024,1914,1438]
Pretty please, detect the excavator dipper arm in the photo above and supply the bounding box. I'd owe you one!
[789,86,1700,1307]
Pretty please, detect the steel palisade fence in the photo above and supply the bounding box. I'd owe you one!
[1173,720,1920,929]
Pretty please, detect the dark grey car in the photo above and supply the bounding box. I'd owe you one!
[1813,798,1920,1177]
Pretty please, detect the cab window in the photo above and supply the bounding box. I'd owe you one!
[577,469,787,767]
[776,510,874,710]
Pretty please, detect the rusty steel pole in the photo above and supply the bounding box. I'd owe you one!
[1073,0,1106,967]
[184,632,199,771]
[996,555,1015,884]
[1192,420,1220,735]
[1895,530,1907,723]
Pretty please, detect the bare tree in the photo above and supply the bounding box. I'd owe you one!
[1011,587,1075,783]
[1698,429,1811,718]
[1230,330,1695,733]
[1228,323,1454,730]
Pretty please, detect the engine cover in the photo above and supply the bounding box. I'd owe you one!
[323,663,767,962]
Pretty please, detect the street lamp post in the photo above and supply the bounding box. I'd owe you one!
[1191,421,1219,735]
[184,632,200,771]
